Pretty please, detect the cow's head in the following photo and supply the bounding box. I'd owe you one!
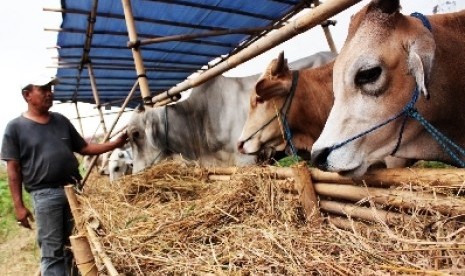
[127,105,171,173]
[108,148,133,182]
[311,0,436,177]
[237,51,294,155]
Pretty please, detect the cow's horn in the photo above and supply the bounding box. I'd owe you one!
[271,51,285,76]
[136,104,145,112]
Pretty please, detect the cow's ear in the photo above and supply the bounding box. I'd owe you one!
[371,0,399,14]
[408,33,435,99]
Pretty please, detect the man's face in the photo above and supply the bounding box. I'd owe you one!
[26,84,54,110]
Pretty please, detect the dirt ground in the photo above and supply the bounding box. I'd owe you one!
[0,227,40,275]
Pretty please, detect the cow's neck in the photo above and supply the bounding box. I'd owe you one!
[416,12,465,150]
[287,63,334,152]
[162,102,203,160]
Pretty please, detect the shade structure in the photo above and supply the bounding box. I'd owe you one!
[52,0,310,108]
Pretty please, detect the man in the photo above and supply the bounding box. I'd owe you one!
[1,75,128,275]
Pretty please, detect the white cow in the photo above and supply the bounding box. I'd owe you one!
[108,147,133,182]
[127,52,336,173]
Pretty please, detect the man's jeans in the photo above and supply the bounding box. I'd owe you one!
[31,188,75,276]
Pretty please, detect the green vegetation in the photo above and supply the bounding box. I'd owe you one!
[0,164,32,243]
[275,155,308,167]
[413,160,454,169]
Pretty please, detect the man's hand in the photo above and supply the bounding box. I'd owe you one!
[15,206,34,229]
[114,130,129,148]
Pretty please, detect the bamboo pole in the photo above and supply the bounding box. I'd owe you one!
[292,163,320,221]
[325,215,367,231]
[198,166,296,179]
[195,166,465,188]
[322,23,338,54]
[313,0,338,54]
[152,0,362,104]
[131,26,277,47]
[80,80,139,189]
[87,63,108,135]
[74,101,85,137]
[309,168,465,188]
[314,183,465,216]
[70,235,98,275]
[86,225,119,276]
[121,0,152,106]
[64,185,83,233]
[319,200,411,225]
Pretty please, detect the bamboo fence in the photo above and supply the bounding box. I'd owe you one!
[65,160,465,275]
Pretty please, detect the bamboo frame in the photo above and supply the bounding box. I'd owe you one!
[130,25,278,47]
[64,185,83,232]
[80,80,139,187]
[86,225,119,276]
[292,163,320,221]
[313,0,338,54]
[73,101,85,136]
[121,0,151,106]
[310,168,465,188]
[152,0,361,104]
[87,63,108,135]
[319,200,411,225]
[314,183,465,216]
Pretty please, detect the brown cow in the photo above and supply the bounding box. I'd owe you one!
[237,51,412,169]
[311,0,465,177]
[237,52,333,158]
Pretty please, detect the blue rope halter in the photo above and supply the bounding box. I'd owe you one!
[325,12,465,168]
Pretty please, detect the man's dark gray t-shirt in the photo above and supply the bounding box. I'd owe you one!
[1,112,87,192]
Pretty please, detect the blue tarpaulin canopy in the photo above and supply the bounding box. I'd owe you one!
[53,0,310,108]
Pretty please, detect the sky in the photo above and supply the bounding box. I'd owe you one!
[0,0,461,146]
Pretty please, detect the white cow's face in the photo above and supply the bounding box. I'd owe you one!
[311,0,435,177]
[127,107,169,173]
[238,52,293,155]
[108,148,133,182]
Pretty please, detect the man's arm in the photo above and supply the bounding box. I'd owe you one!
[78,131,129,156]
[6,160,33,229]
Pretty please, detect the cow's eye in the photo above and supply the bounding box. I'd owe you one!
[132,131,140,139]
[355,66,382,86]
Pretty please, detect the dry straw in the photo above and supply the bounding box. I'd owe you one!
[78,160,465,275]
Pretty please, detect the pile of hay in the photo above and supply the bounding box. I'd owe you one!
[79,160,465,275]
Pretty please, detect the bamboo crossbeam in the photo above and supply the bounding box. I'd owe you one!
[201,166,465,188]
[152,0,362,104]
[309,168,465,188]
[315,183,465,216]
[319,200,411,225]
[196,166,296,179]
[131,26,277,47]
[325,215,367,231]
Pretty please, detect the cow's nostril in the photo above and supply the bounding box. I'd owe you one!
[311,147,332,170]
[237,141,245,152]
